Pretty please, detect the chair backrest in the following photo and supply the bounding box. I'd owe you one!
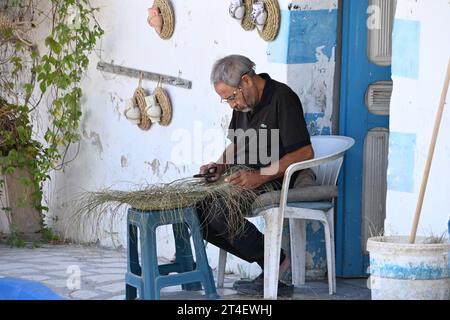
[310,136,355,186]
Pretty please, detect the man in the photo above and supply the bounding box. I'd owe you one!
[197,55,314,296]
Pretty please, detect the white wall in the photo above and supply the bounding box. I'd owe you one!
[0,0,340,278]
[41,0,292,277]
[385,0,450,238]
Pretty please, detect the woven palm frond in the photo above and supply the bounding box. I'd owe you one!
[70,167,277,241]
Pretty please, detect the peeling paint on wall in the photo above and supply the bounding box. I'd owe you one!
[164,161,181,175]
[83,130,104,159]
[120,156,128,168]
[109,92,124,121]
[311,221,321,233]
[305,113,332,136]
[146,159,161,178]
[290,0,338,11]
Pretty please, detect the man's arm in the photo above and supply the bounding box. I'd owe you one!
[217,142,236,170]
[226,144,314,189]
[199,143,236,182]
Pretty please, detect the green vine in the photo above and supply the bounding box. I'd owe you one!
[0,0,103,231]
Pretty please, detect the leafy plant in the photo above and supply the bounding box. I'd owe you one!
[41,226,61,243]
[0,0,104,235]
[6,227,26,247]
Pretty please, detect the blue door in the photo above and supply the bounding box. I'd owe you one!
[337,0,395,277]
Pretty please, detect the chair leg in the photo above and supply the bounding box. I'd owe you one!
[262,208,284,300]
[126,222,139,300]
[217,249,227,289]
[172,223,202,291]
[187,211,218,299]
[289,218,306,286]
[322,219,334,295]
[140,220,160,300]
[327,209,337,293]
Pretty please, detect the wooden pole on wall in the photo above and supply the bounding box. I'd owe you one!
[409,59,450,244]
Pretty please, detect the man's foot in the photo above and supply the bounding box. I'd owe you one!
[279,253,290,278]
[232,254,293,297]
[233,252,291,287]
[233,272,294,297]
[233,272,264,290]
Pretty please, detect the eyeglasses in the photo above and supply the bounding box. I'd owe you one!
[219,71,249,104]
[220,87,242,104]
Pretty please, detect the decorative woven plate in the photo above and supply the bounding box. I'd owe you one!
[153,87,172,126]
[153,0,175,40]
[258,0,280,42]
[241,0,256,31]
[133,87,152,131]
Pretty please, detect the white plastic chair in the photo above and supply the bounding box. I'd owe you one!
[216,135,355,299]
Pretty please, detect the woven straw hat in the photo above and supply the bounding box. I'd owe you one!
[241,0,256,31]
[152,0,175,40]
[153,86,172,126]
[133,86,152,131]
[257,0,280,42]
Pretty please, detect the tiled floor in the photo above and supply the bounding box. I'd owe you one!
[0,244,371,300]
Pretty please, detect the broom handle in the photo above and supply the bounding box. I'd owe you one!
[409,59,450,244]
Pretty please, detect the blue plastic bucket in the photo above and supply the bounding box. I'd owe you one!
[367,236,450,300]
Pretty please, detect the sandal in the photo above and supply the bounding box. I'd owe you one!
[144,94,162,123]
[124,99,141,125]
[229,0,246,21]
[251,0,268,32]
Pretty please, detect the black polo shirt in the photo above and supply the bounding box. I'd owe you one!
[227,73,311,171]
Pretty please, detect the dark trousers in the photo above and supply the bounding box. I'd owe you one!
[197,197,265,268]
[195,181,283,270]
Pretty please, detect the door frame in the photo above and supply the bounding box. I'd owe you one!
[336,0,391,277]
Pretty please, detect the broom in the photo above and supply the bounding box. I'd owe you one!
[409,59,450,244]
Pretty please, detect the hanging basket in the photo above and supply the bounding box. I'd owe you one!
[152,0,175,40]
[241,0,256,31]
[257,0,280,42]
[133,87,152,131]
[153,86,172,126]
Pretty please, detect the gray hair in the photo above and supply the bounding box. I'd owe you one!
[210,55,256,86]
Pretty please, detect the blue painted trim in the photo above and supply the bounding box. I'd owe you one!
[287,9,338,64]
[267,10,291,64]
[392,19,421,79]
[338,0,391,277]
[369,260,449,280]
[387,132,416,193]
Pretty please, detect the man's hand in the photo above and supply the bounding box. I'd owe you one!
[198,162,226,183]
[225,170,266,190]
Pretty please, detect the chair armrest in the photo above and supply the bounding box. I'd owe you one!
[276,151,346,215]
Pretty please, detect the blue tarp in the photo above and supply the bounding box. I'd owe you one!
[0,277,64,300]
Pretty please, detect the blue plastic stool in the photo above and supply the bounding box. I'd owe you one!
[125,207,218,300]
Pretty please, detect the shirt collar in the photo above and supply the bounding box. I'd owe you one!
[253,73,274,114]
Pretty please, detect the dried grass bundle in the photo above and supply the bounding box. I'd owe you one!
[70,167,275,241]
